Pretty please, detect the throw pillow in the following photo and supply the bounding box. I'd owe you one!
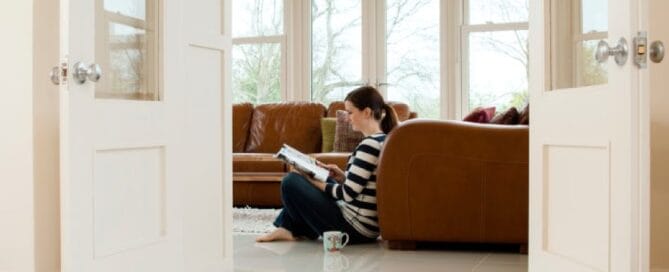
[333,110,364,152]
[320,117,337,153]
[491,107,519,124]
[518,104,529,125]
[463,107,496,123]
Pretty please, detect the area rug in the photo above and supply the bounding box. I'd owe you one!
[233,207,281,234]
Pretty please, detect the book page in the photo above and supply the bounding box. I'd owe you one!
[274,144,329,182]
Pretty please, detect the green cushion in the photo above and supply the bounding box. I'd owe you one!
[320,117,337,153]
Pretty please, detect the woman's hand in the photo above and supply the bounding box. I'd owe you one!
[317,162,345,184]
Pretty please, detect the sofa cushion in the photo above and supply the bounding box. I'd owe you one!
[233,103,254,152]
[327,101,413,121]
[245,102,327,153]
[386,101,411,121]
[326,101,345,118]
[463,107,496,123]
[320,117,337,153]
[490,107,519,125]
[518,104,529,125]
[333,110,365,152]
[233,153,286,173]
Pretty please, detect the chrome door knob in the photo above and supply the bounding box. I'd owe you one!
[73,62,102,84]
[596,37,629,66]
[650,40,665,63]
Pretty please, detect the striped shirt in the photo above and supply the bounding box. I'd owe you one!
[325,133,386,238]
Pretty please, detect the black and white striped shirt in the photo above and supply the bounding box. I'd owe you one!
[325,133,386,238]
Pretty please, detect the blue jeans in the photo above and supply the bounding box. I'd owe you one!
[273,172,376,244]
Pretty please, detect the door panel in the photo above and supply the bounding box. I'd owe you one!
[543,143,610,271]
[59,0,232,270]
[60,0,180,270]
[529,0,648,271]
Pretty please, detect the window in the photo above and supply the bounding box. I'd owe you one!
[462,0,529,114]
[550,0,607,90]
[232,0,284,104]
[96,0,160,100]
[230,0,532,120]
[310,0,363,104]
[309,0,441,119]
[385,0,441,119]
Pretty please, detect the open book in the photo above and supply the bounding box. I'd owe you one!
[274,144,329,182]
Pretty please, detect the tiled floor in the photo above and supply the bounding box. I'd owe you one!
[233,234,527,272]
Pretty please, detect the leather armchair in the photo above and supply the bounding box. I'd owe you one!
[376,119,528,250]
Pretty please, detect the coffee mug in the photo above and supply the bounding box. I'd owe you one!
[323,231,349,252]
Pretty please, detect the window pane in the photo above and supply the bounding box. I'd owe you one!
[104,0,146,20]
[468,31,528,112]
[468,0,528,25]
[232,0,283,37]
[97,0,159,101]
[386,0,440,119]
[232,44,282,104]
[311,0,362,104]
[549,0,607,90]
[578,40,608,86]
[104,23,149,99]
[582,0,607,33]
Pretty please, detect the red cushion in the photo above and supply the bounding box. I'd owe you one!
[491,107,519,125]
[463,107,496,123]
[518,104,529,125]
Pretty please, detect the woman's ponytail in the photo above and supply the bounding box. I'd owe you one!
[381,104,399,134]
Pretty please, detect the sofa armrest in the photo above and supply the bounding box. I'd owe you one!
[311,152,350,170]
[377,120,528,243]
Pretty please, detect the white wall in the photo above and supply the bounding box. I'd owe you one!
[0,1,61,271]
[0,1,36,272]
[650,0,669,270]
[33,0,61,271]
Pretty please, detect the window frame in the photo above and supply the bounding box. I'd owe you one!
[571,0,608,88]
[548,0,607,90]
[95,0,161,100]
[231,1,288,104]
[458,0,529,118]
[232,0,531,120]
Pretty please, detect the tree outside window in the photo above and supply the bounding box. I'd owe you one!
[232,0,283,104]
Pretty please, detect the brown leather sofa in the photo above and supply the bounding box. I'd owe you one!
[376,119,528,250]
[233,101,416,207]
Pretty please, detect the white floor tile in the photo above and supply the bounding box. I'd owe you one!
[482,253,529,264]
[473,263,528,272]
[233,234,527,272]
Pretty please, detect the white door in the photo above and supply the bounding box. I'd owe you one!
[58,0,232,271]
[529,0,650,271]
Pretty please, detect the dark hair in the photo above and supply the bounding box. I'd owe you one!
[344,86,398,134]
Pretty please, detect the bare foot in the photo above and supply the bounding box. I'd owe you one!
[255,227,297,243]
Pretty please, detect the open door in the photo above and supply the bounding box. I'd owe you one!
[58,0,232,270]
[529,0,651,271]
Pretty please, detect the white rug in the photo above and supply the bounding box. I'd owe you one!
[233,207,281,234]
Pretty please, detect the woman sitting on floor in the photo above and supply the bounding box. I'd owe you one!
[256,86,398,244]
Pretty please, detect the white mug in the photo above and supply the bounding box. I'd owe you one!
[322,231,350,252]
